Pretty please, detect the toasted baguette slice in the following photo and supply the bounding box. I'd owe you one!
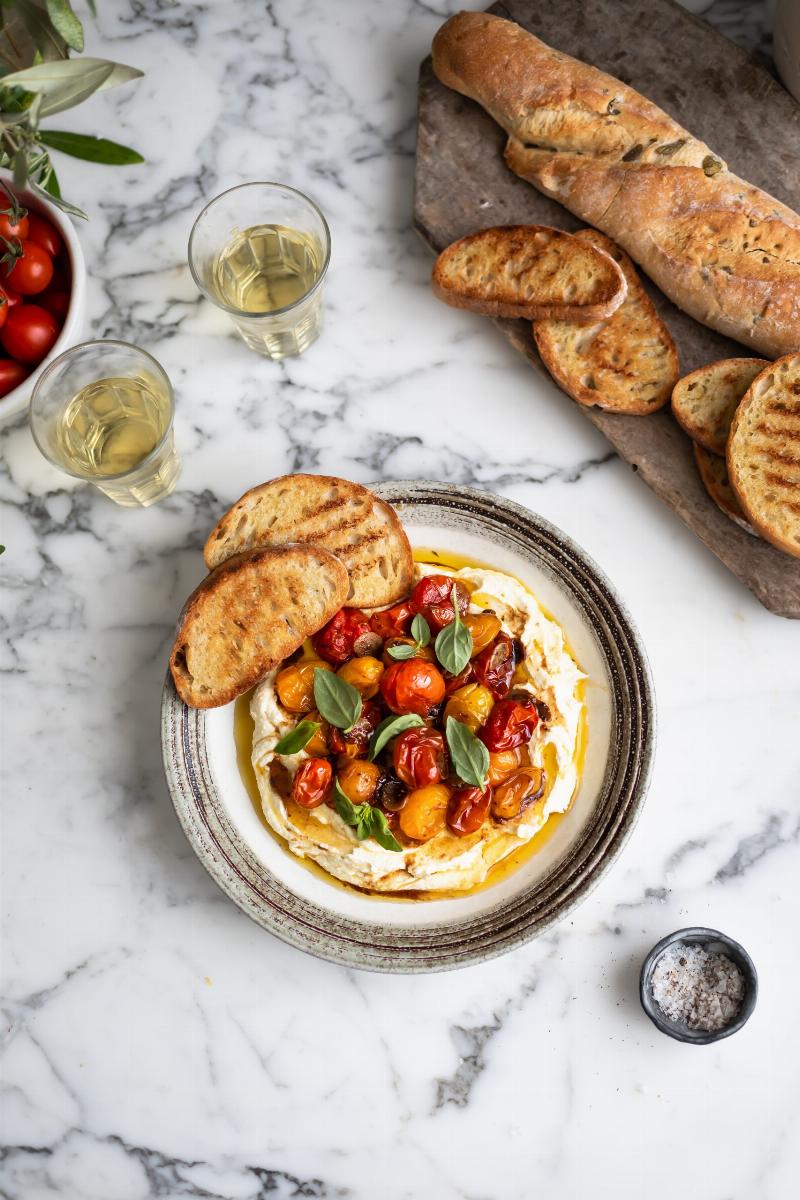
[694,444,756,536]
[727,355,800,558]
[204,475,413,608]
[432,224,627,322]
[532,229,678,414]
[672,358,770,456]
[170,545,349,708]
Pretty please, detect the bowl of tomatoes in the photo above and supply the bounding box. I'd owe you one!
[0,173,86,426]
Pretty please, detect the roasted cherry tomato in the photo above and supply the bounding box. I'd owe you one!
[393,727,447,789]
[337,759,383,805]
[1,304,59,364]
[487,747,522,785]
[375,772,408,812]
[444,682,494,733]
[26,213,62,258]
[369,601,414,640]
[292,758,333,809]
[276,657,332,712]
[313,607,380,664]
[38,290,70,323]
[444,662,474,694]
[472,632,516,699]
[380,658,446,718]
[410,574,469,633]
[491,767,545,820]
[478,696,539,752]
[399,783,451,841]
[447,786,492,836]
[330,699,382,758]
[0,358,29,397]
[464,613,502,657]
[2,240,53,295]
[337,655,384,699]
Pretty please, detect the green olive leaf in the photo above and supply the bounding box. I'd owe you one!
[410,613,431,647]
[369,808,403,853]
[273,719,320,756]
[39,130,144,164]
[446,716,489,789]
[313,668,362,732]
[3,57,143,117]
[46,0,85,53]
[434,586,472,676]
[368,712,424,761]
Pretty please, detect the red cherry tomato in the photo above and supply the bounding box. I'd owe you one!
[26,213,62,258]
[292,758,333,809]
[0,295,6,331]
[447,786,492,836]
[0,284,21,308]
[478,697,539,752]
[48,258,71,291]
[313,608,380,664]
[369,601,414,640]
[472,633,516,699]
[393,727,447,789]
[0,209,28,243]
[1,304,59,364]
[329,699,382,758]
[444,662,474,695]
[2,240,53,296]
[410,574,470,633]
[0,358,29,397]
[37,291,70,323]
[381,658,446,718]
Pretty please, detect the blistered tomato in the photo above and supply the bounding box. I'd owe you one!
[447,786,492,836]
[478,697,539,752]
[313,608,380,664]
[369,601,414,640]
[380,658,446,718]
[292,758,333,808]
[410,574,469,633]
[472,632,516,699]
[330,699,382,758]
[393,727,447,789]
[491,767,545,820]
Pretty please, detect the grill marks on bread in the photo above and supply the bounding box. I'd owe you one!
[671,357,769,455]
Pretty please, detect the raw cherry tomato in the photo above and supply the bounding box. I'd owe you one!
[0,284,21,308]
[1,304,59,364]
[38,290,70,323]
[410,574,469,633]
[491,767,545,821]
[313,607,380,664]
[0,295,6,331]
[472,632,516,699]
[2,240,53,295]
[0,207,28,243]
[26,213,61,258]
[0,358,29,397]
[329,699,382,758]
[393,727,447,789]
[369,601,414,640]
[478,697,539,752]
[447,786,492,836]
[380,658,446,718]
[292,758,333,809]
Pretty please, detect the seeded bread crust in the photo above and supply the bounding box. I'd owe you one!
[432,224,626,322]
[533,229,678,414]
[432,11,800,358]
[170,545,350,708]
[672,358,770,455]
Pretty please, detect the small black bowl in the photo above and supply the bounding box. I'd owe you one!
[640,926,758,1045]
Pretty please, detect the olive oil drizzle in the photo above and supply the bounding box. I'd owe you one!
[232,547,588,902]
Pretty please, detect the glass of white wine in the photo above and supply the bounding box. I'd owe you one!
[30,340,180,508]
[188,182,331,359]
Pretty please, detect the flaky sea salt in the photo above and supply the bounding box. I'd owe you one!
[651,942,745,1032]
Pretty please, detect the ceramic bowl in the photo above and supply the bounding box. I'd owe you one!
[161,481,656,972]
[640,926,758,1044]
[0,173,86,426]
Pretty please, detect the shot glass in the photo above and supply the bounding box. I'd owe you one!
[30,340,180,508]
[188,182,331,359]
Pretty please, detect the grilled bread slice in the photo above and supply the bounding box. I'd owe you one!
[533,229,678,414]
[432,225,627,322]
[204,475,413,608]
[727,354,800,558]
[672,358,770,456]
[694,444,756,536]
[170,545,349,708]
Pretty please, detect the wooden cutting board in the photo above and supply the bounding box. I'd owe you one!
[414,0,800,618]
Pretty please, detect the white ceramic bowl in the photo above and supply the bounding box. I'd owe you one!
[0,172,86,426]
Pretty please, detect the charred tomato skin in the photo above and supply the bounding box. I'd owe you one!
[447,786,492,836]
[410,574,470,633]
[478,697,539,752]
[393,726,447,789]
[292,758,333,809]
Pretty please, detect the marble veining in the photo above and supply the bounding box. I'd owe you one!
[1,2,799,1198]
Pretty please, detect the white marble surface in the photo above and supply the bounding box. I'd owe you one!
[1,2,798,1197]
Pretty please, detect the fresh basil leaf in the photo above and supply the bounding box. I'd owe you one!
[273,719,320,756]
[3,58,143,117]
[46,1,84,53]
[369,808,402,853]
[313,668,362,732]
[368,712,424,761]
[40,130,144,164]
[435,587,472,676]
[386,641,417,661]
[446,716,489,788]
[333,781,371,841]
[410,613,431,647]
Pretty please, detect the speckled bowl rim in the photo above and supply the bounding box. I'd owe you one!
[161,481,656,972]
[639,926,758,1044]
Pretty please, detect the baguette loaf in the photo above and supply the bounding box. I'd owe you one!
[432,11,800,359]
